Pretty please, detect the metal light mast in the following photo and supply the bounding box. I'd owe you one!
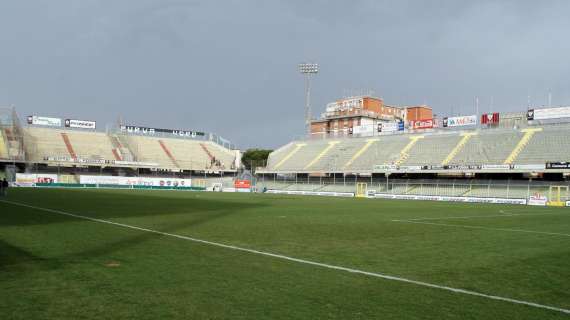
[298,63,319,137]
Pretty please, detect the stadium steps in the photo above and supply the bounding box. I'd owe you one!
[158,140,180,168]
[199,143,215,162]
[304,141,340,170]
[273,143,306,170]
[504,128,542,165]
[393,136,424,166]
[60,133,77,159]
[343,138,379,169]
[441,132,477,165]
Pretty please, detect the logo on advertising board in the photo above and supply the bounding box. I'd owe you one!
[120,125,205,137]
[527,106,570,121]
[481,112,500,125]
[528,194,547,206]
[546,162,570,169]
[234,180,251,189]
[27,115,62,127]
[65,119,96,129]
[443,115,477,127]
[410,119,433,129]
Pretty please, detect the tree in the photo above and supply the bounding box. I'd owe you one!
[241,149,272,170]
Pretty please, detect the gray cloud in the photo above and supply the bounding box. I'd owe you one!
[0,0,569,148]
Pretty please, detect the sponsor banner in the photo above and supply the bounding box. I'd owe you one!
[15,173,58,187]
[79,175,191,187]
[120,125,205,138]
[527,106,570,121]
[27,115,62,127]
[378,122,404,132]
[352,125,374,136]
[422,165,445,170]
[528,194,548,206]
[481,164,511,170]
[399,165,422,171]
[65,119,96,129]
[373,164,398,171]
[410,119,434,129]
[234,180,251,189]
[481,112,500,125]
[513,164,546,170]
[111,160,159,167]
[266,190,354,197]
[444,164,482,170]
[443,115,477,127]
[222,187,237,193]
[373,193,526,205]
[566,201,570,207]
[546,162,570,169]
[43,156,158,167]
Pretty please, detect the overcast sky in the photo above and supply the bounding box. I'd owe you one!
[1,1,569,149]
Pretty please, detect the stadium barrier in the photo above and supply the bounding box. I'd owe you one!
[372,193,527,205]
[266,190,354,197]
[34,183,206,191]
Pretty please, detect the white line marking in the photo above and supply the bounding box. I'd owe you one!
[401,212,565,222]
[2,199,569,315]
[394,220,570,238]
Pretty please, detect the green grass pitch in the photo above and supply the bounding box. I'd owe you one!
[1,188,569,319]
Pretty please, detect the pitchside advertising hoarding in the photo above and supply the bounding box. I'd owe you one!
[527,106,570,121]
[27,115,62,127]
[65,119,96,129]
[120,125,205,138]
[79,175,192,187]
[15,174,58,186]
[409,119,434,129]
[378,121,404,132]
[443,115,477,127]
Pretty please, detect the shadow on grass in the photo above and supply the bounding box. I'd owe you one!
[1,188,268,226]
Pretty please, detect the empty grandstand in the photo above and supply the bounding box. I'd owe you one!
[261,123,570,174]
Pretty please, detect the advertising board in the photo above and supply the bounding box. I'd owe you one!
[527,106,570,120]
[27,116,62,127]
[443,115,477,127]
[15,173,58,187]
[65,119,96,129]
[410,119,434,129]
[79,175,192,187]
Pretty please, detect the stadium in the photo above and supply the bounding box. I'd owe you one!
[1,3,570,320]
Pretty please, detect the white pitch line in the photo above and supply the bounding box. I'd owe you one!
[394,220,570,238]
[401,212,565,222]
[1,199,569,315]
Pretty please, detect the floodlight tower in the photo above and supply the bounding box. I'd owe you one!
[298,63,319,137]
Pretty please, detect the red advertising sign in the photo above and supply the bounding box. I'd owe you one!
[481,112,500,124]
[410,119,434,129]
[234,180,251,189]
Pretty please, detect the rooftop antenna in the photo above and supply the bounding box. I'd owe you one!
[475,96,479,127]
[527,95,531,110]
[548,90,552,107]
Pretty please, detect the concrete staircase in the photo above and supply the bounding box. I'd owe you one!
[442,132,477,165]
[504,128,542,165]
[273,143,306,170]
[304,141,340,170]
[343,138,379,169]
[393,136,424,166]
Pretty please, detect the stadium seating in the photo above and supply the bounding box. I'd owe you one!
[24,127,117,162]
[126,135,235,170]
[265,124,570,172]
